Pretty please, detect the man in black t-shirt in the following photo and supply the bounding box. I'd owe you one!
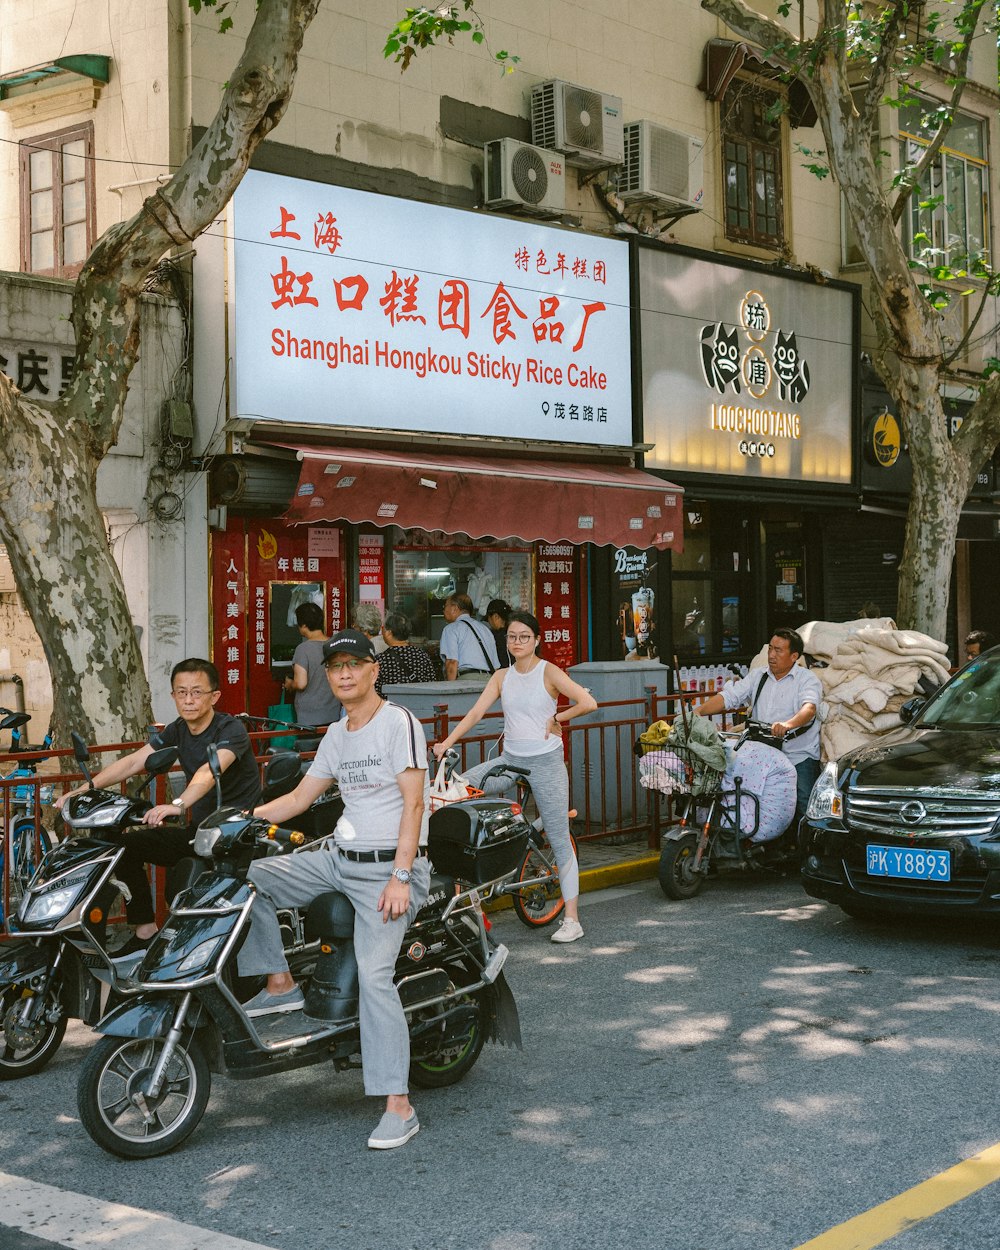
[55,658,261,957]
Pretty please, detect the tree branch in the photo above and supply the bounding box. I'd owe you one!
[61,0,322,458]
[889,0,985,225]
[700,0,803,68]
[860,0,908,133]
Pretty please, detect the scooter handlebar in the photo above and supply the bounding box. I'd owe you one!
[262,824,306,848]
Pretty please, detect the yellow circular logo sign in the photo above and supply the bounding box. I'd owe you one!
[872,411,900,468]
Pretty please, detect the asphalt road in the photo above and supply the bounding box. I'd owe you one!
[1,874,1000,1250]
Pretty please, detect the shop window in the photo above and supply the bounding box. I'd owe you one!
[899,100,989,267]
[672,503,749,658]
[19,122,94,278]
[390,537,533,647]
[721,78,784,250]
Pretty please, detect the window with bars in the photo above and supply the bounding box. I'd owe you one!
[19,122,95,278]
[721,79,784,250]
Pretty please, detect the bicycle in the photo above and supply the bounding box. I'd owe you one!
[0,710,55,923]
[465,760,579,929]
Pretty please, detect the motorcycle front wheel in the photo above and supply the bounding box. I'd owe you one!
[658,833,705,900]
[408,975,487,1089]
[0,984,67,1079]
[77,1033,210,1159]
[511,831,580,928]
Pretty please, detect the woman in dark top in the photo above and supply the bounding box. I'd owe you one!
[377,611,436,694]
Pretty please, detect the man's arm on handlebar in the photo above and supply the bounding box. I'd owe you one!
[53,743,154,810]
[253,772,331,827]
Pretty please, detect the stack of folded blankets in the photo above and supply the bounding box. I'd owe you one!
[749,618,953,762]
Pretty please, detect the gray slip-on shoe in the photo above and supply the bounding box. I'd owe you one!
[368,1111,419,1150]
[243,986,305,1018]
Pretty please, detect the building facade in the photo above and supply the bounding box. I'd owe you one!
[1,0,998,724]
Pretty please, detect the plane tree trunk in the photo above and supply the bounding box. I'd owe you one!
[0,0,321,745]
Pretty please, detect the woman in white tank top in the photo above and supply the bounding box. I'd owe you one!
[432,611,597,943]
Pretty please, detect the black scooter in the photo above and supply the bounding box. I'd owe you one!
[0,733,179,1078]
[76,751,525,1159]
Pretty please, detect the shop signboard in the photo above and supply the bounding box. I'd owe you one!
[535,543,580,669]
[611,547,658,660]
[231,171,631,447]
[639,248,855,484]
[211,519,346,716]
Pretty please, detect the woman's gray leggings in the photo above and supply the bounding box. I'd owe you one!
[463,748,580,901]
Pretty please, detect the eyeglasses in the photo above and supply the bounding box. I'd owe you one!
[325,659,372,673]
[172,688,215,701]
[506,633,535,643]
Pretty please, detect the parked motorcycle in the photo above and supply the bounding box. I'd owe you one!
[76,752,526,1158]
[655,720,803,899]
[0,709,56,924]
[0,737,336,1080]
[0,733,180,1078]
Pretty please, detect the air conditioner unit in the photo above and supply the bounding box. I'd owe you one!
[530,79,624,169]
[621,121,704,210]
[483,138,566,215]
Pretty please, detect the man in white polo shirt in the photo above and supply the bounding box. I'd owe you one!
[695,627,821,821]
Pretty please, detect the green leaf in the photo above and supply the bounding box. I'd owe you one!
[219,15,233,32]
[471,30,484,42]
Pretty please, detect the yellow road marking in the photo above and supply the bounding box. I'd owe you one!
[793,1141,1000,1249]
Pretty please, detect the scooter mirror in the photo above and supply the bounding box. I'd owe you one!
[206,742,224,810]
[145,746,180,776]
[71,731,90,763]
[71,731,95,789]
[262,750,301,790]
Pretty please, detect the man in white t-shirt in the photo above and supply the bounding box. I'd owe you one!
[236,628,430,1152]
[695,628,821,820]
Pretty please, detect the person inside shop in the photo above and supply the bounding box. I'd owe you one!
[376,611,436,693]
[486,599,513,669]
[432,611,596,943]
[353,602,388,656]
[233,628,431,1152]
[694,628,822,822]
[283,602,341,730]
[54,658,261,957]
[439,592,500,681]
[965,630,997,663]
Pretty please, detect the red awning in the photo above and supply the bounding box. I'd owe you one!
[279,445,684,551]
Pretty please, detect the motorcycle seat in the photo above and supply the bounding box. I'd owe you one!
[305,889,356,941]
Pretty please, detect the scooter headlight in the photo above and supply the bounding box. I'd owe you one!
[806,762,843,821]
[176,936,226,975]
[194,826,221,857]
[65,798,132,829]
[20,871,91,923]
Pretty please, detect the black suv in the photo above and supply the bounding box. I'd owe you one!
[801,651,1000,918]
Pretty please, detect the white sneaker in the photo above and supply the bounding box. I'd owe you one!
[550,917,584,943]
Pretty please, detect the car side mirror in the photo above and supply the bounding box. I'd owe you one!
[899,697,925,725]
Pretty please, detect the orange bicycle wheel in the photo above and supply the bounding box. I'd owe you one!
[511,830,579,928]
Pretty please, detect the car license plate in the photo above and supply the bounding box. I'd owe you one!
[866,844,950,881]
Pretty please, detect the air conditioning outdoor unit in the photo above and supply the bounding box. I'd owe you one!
[483,138,566,215]
[530,79,624,169]
[621,121,705,210]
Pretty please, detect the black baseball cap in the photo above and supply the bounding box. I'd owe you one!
[323,628,377,665]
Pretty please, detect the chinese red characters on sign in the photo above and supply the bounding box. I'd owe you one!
[535,543,579,670]
[211,519,347,717]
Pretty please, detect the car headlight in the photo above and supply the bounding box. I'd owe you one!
[21,873,91,923]
[177,936,226,975]
[806,762,843,821]
[194,827,221,857]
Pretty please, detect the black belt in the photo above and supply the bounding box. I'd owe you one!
[458,668,489,675]
[337,846,428,863]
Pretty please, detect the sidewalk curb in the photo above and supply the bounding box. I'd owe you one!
[488,851,659,913]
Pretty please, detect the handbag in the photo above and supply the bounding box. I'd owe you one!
[428,758,481,812]
[267,688,298,749]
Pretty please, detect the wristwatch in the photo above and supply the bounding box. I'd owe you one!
[170,797,186,811]
[390,866,411,885]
